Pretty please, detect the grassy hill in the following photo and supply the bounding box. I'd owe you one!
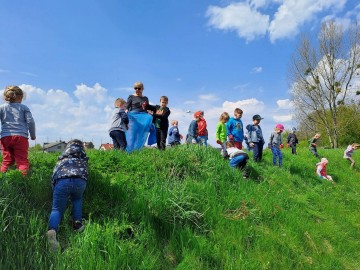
[1,145,360,269]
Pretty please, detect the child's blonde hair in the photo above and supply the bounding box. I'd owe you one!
[351,143,360,149]
[160,96,168,102]
[171,120,178,126]
[219,112,230,122]
[133,81,144,90]
[114,98,126,107]
[4,85,23,102]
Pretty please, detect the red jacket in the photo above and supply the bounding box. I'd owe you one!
[197,118,207,136]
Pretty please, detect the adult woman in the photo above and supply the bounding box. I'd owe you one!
[126,82,149,112]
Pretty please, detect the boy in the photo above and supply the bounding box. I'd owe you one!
[187,111,201,144]
[269,124,285,167]
[226,141,249,178]
[46,139,88,252]
[109,98,129,151]
[309,133,321,158]
[227,108,244,149]
[246,114,265,162]
[168,120,182,146]
[196,111,208,146]
[286,127,299,155]
[147,96,171,150]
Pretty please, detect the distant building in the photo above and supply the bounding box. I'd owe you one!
[99,143,113,151]
[43,141,67,153]
[83,141,94,150]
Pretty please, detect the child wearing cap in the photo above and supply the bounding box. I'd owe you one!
[196,111,208,147]
[186,112,201,144]
[246,115,265,162]
[269,124,285,167]
[216,112,230,157]
[309,133,321,158]
[343,143,360,168]
[227,108,244,150]
[316,158,334,183]
[287,127,299,155]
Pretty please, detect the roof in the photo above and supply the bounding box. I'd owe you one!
[43,141,67,149]
[99,143,113,150]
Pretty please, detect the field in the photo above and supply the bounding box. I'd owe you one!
[1,145,360,269]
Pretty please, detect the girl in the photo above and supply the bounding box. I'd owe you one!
[216,112,230,157]
[0,86,36,175]
[316,158,334,183]
[343,143,360,168]
[268,124,284,167]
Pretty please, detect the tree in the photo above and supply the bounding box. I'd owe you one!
[289,20,360,148]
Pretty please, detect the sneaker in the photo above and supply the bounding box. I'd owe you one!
[46,229,60,252]
[73,220,85,233]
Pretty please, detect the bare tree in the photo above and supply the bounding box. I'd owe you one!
[289,20,360,148]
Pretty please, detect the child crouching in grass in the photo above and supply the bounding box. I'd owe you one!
[226,141,249,178]
[316,158,334,184]
[46,139,88,252]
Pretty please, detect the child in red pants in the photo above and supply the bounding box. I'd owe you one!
[0,86,36,175]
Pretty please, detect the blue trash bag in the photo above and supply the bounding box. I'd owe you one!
[147,123,157,146]
[126,112,153,153]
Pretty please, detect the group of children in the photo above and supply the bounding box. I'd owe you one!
[1,84,359,252]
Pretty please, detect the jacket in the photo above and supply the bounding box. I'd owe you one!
[226,117,244,142]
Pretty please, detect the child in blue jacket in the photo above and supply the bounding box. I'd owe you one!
[227,108,244,149]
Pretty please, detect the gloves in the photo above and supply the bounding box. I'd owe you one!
[280,144,284,149]
[141,101,148,110]
[216,140,222,145]
[228,135,234,141]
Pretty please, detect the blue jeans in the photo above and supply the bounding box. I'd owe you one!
[48,178,87,231]
[110,130,127,151]
[197,136,208,147]
[230,155,247,169]
[271,146,283,167]
[252,142,264,162]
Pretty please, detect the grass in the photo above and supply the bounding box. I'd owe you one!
[1,145,360,269]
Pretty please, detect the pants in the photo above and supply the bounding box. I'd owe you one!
[234,141,242,150]
[290,144,297,154]
[230,155,248,170]
[48,178,86,231]
[110,130,127,151]
[271,146,283,167]
[310,148,319,158]
[0,135,29,175]
[252,142,264,162]
[156,128,167,150]
[220,142,228,157]
[197,136,208,147]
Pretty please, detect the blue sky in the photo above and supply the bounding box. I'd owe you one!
[1,0,359,147]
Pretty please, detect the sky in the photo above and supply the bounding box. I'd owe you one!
[0,0,359,148]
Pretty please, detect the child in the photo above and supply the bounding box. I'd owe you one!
[147,96,171,150]
[187,112,201,144]
[226,141,249,178]
[0,86,36,176]
[343,143,360,168]
[227,108,244,149]
[286,127,299,155]
[109,98,129,151]
[216,112,230,157]
[268,124,285,167]
[168,120,182,146]
[46,139,88,252]
[316,158,334,183]
[309,133,321,158]
[246,114,265,162]
[196,111,208,147]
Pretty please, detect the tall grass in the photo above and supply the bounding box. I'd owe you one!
[1,145,360,269]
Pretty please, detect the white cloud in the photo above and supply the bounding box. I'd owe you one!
[199,94,218,101]
[251,66,263,73]
[273,114,293,122]
[276,99,294,110]
[206,2,269,41]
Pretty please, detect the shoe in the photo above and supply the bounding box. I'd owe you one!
[73,220,85,233]
[46,229,60,252]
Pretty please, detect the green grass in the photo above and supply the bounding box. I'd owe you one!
[1,145,360,269]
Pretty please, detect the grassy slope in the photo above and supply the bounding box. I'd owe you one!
[1,145,360,269]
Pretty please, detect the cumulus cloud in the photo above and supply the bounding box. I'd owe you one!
[199,94,218,101]
[206,0,348,42]
[206,2,269,41]
[276,99,294,110]
[273,114,293,122]
[251,66,263,73]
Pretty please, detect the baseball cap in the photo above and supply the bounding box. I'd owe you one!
[252,114,264,120]
[275,124,285,131]
[194,111,201,118]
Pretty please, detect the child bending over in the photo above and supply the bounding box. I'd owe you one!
[226,141,249,178]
